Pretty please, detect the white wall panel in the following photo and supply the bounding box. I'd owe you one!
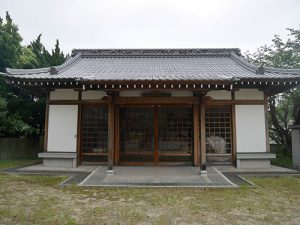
[47,105,78,152]
[235,89,264,100]
[50,89,78,100]
[235,105,266,153]
[207,90,231,100]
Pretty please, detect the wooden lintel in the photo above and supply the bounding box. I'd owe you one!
[47,99,108,105]
[206,99,265,106]
[114,96,199,105]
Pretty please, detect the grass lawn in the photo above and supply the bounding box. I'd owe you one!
[0,174,299,225]
[0,159,41,170]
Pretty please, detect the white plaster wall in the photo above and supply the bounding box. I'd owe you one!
[82,91,107,100]
[207,90,231,100]
[235,89,264,100]
[50,89,78,100]
[235,105,266,153]
[47,105,78,152]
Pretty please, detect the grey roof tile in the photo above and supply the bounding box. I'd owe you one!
[3,48,300,81]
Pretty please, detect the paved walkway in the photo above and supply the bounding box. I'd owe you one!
[10,164,298,187]
[79,166,238,187]
[214,165,298,173]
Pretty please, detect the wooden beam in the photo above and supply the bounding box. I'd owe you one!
[47,99,108,105]
[206,99,265,105]
[200,100,206,170]
[193,102,200,166]
[115,96,199,105]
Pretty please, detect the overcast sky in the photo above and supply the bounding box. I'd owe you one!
[1,0,300,55]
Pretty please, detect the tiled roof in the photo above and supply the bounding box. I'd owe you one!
[3,48,300,81]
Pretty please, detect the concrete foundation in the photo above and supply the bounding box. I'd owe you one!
[236,153,275,169]
[38,152,77,168]
[291,125,300,169]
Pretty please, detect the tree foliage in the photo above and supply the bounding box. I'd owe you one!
[0,12,67,137]
[0,12,22,72]
[246,27,300,145]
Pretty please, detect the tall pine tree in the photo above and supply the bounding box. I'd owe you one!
[0,11,22,72]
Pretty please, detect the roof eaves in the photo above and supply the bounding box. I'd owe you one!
[264,66,300,75]
[230,52,300,76]
[5,67,51,75]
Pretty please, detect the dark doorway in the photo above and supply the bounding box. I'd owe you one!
[119,105,193,165]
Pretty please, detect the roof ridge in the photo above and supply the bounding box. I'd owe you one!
[53,53,82,74]
[72,48,241,57]
[230,52,257,73]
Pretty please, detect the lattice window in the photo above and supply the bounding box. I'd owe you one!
[81,106,108,162]
[120,107,154,162]
[205,106,232,154]
[158,107,193,162]
[158,107,193,153]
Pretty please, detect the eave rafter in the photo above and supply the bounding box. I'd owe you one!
[5,77,300,97]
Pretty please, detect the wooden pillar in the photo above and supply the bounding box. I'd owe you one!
[43,92,50,152]
[154,105,159,164]
[107,96,115,171]
[76,91,82,166]
[264,92,271,152]
[200,99,206,171]
[193,102,200,166]
[231,105,237,163]
[106,91,120,171]
[114,104,120,165]
[231,90,237,164]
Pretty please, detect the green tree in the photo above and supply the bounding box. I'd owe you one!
[17,47,39,69]
[0,11,22,72]
[246,27,300,145]
[0,12,66,138]
[28,34,49,67]
[48,39,66,66]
